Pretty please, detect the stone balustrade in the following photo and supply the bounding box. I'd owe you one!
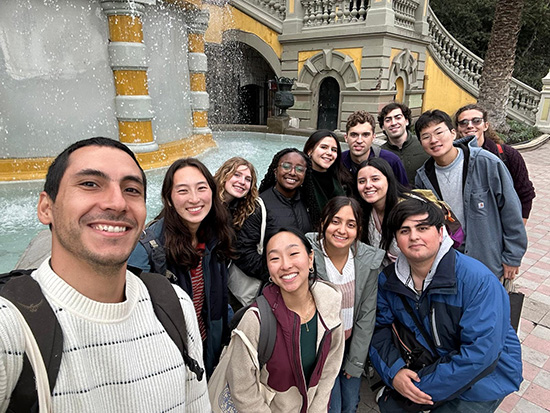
[300,0,368,26]
[393,0,419,31]
[427,6,540,125]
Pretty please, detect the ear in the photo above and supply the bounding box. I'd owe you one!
[308,251,314,269]
[37,191,54,226]
[438,226,444,243]
[450,129,457,140]
[483,121,489,132]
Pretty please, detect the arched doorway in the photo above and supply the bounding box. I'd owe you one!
[317,77,340,130]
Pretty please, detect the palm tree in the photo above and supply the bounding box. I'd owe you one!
[478,0,525,133]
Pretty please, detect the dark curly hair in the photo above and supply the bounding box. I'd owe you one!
[378,102,412,130]
[156,158,235,269]
[259,148,320,225]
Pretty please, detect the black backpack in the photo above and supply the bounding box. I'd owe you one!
[228,295,277,368]
[0,269,204,412]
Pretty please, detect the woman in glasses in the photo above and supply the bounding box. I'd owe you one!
[454,104,535,223]
[235,148,318,281]
[303,130,353,217]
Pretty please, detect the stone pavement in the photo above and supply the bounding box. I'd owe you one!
[356,141,550,413]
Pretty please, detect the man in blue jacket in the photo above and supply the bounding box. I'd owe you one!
[414,109,527,280]
[369,196,522,412]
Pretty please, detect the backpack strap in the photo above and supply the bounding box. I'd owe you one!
[255,295,276,368]
[137,272,204,381]
[371,145,381,158]
[256,198,267,255]
[0,270,63,413]
[496,143,508,165]
[399,295,438,356]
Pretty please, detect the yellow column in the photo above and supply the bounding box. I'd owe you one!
[101,1,157,151]
[187,9,212,137]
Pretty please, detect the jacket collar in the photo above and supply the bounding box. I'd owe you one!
[262,282,342,331]
[382,248,458,297]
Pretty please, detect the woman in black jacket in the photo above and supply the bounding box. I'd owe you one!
[234,148,318,280]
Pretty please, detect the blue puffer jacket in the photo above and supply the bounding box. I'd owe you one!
[128,218,229,377]
[369,249,522,403]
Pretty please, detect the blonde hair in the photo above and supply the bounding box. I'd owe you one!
[214,157,259,230]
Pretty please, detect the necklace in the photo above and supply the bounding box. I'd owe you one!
[300,295,315,332]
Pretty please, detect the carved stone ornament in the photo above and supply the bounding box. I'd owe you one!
[296,49,360,91]
[389,48,418,90]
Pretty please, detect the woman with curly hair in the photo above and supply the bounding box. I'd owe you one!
[235,148,318,281]
[303,130,353,216]
[356,157,409,267]
[454,103,535,223]
[214,157,259,230]
[128,158,234,377]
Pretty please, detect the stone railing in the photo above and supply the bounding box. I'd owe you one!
[393,0,419,31]
[230,0,286,33]
[300,0,368,27]
[427,6,540,125]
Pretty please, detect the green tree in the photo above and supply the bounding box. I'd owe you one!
[431,0,550,91]
[478,0,526,132]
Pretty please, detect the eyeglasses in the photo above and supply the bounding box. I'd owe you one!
[279,162,306,175]
[420,128,450,142]
[457,117,484,127]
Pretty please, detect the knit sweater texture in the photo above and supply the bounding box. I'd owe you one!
[0,260,210,412]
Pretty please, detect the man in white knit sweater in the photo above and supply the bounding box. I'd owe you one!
[0,138,211,412]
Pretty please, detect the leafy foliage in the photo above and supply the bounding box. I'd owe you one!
[431,0,550,90]
[501,120,542,144]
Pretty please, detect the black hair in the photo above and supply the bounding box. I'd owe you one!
[387,195,445,236]
[356,157,409,251]
[414,110,454,140]
[263,227,318,284]
[303,130,353,196]
[44,137,146,201]
[318,196,363,254]
[157,157,234,268]
[259,148,320,224]
[378,102,412,130]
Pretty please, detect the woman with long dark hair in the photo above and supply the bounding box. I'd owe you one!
[356,157,409,266]
[307,196,384,413]
[129,158,234,377]
[303,130,353,215]
[224,228,344,412]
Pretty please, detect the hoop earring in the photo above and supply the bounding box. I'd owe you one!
[309,267,314,274]
[268,276,273,283]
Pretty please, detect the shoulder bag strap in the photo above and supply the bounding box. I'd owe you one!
[399,295,439,356]
[257,198,267,255]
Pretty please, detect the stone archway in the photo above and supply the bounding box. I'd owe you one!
[296,49,360,129]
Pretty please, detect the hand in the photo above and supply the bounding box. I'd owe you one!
[392,369,433,406]
[502,263,519,280]
[344,372,352,379]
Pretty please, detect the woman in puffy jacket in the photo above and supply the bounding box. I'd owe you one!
[224,228,345,412]
[307,196,384,413]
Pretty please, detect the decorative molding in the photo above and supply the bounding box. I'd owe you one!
[296,49,360,91]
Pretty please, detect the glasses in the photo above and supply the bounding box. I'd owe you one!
[279,162,306,175]
[457,117,484,127]
[420,128,450,142]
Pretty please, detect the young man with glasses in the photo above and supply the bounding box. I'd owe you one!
[454,103,535,225]
[414,110,527,280]
[378,102,429,184]
[342,110,409,186]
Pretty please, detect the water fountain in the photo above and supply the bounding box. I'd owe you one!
[0,0,308,271]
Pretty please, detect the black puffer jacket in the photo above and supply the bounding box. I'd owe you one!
[235,187,312,280]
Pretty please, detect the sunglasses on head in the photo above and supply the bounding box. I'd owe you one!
[457,117,484,127]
